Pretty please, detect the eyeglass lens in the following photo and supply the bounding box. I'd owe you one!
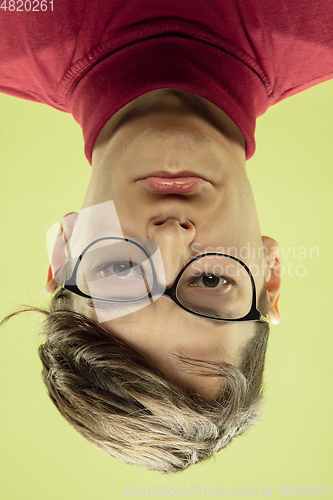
[76,240,154,301]
[176,256,253,319]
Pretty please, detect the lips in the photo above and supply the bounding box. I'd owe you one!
[143,176,205,194]
[139,171,207,194]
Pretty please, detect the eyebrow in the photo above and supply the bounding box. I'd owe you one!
[85,299,237,326]
[203,317,229,327]
[86,299,125,313]
[180,301,237,327]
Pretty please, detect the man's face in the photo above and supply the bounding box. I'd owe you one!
[59,89,280,400]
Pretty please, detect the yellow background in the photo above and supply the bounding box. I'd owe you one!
[0,80,332,499]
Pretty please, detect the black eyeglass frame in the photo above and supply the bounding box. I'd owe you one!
[60,237,269,324]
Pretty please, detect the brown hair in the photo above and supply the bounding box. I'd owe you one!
[2,289,269,473]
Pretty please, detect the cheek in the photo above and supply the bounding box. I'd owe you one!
[112,201,146,235]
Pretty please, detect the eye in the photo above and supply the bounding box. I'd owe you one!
[190,273,229,288]
[99,261,143,279]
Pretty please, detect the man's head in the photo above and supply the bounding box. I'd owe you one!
[41,88,281,471]
[46,88,281,400]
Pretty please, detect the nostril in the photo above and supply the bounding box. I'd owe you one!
[180,220,194,230]
[151,218,194,229]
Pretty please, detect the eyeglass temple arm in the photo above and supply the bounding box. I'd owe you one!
[260,313,270,324]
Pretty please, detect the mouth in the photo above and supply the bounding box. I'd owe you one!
[137,171,208,194]
[142,177,206,194]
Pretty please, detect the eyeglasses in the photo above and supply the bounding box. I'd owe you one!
[57,237,269,324]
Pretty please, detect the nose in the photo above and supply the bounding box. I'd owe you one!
[147,218,196,286]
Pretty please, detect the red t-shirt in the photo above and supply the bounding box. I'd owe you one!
[1,0,333,162]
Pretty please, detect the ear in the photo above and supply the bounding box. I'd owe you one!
[261,236,281,325]
[44,212,78,295]
[44,267,59,296]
